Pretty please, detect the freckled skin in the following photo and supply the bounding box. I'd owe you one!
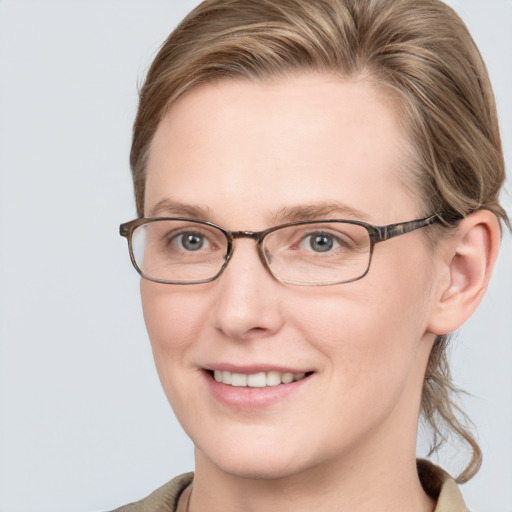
[141,73,439,511]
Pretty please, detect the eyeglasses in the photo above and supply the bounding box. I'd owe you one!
[119,214,442,286]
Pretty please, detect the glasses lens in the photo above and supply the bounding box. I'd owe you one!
[131,219,228,283]
[263,221,371,285]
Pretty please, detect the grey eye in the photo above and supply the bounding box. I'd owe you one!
[307,233,336,252]
[178,233,205,251]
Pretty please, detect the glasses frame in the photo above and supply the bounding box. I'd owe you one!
[119,213,443,286]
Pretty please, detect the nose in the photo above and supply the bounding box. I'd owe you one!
[211,239,285,341]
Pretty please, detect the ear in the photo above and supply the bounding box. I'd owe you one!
[427,210,501,335]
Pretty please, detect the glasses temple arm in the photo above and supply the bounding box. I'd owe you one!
[375,214,443,242]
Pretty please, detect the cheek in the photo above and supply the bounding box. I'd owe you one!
[140,282,210,379]
[291,290,401,375]
[290,255,434,389]
[140,282,214,430]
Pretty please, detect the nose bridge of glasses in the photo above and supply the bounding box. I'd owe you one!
[230,230,263,241]
[226,230,273,271]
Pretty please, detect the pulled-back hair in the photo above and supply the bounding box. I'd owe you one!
[130,0,508,482]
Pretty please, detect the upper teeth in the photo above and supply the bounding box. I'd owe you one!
[213,370,306,387]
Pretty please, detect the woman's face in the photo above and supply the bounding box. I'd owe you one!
[142,73,440,480]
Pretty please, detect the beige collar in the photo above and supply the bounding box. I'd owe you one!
[175,460,468,512]
[417,459,469,512]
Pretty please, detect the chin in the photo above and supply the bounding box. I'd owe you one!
[203,449,313,481]
[192,426,329,482]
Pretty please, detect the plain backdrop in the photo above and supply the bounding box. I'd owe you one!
[0,1,510,511]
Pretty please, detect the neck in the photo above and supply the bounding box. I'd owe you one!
[189,439,435,512]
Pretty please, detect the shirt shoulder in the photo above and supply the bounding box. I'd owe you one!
[417,460,469,512]
[110,462,468,511]
[109,473,194,512]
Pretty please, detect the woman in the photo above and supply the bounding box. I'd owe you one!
[116,0,508,510]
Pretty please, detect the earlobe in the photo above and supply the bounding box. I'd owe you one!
[427,210,501,336]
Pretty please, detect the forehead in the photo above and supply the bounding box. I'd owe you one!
[145,72,418,226]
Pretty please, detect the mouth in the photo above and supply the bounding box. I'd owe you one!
[207,369,314,388]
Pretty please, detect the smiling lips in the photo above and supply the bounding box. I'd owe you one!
[213,370,308,388]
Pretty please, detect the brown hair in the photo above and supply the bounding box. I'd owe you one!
[130,0,508,481]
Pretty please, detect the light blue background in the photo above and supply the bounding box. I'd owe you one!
[0,1,510,511]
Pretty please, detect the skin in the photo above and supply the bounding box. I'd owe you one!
[140,73,497,512]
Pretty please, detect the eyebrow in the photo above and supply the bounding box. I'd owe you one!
[148,199,212,219]
[270,202,371,223]
[148,198,370,224]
